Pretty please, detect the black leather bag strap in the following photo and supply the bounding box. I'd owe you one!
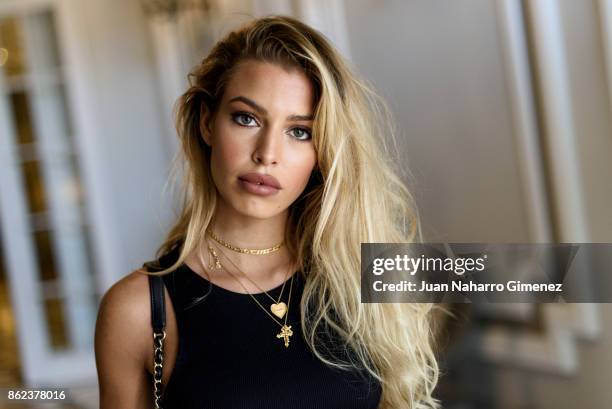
[148,275,166,409]
[149,275,166,332]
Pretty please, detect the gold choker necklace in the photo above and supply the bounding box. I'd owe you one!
[206,229,283,255]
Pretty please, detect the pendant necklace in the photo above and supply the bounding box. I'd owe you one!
[206,243,292,319]
[207,241,295,347]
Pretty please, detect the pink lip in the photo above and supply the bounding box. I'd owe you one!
[238,172,282,197]
[238,173,282,189]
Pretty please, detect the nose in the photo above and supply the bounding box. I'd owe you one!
[252,125,282,166]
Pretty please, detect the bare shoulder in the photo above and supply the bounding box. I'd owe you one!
[100,269,151,309]
[97,270,151,330]
[94,269,154,408]
[96,269,154,361]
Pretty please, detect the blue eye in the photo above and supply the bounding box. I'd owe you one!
[231,112,258,127]
[231,111,312,141]
[290,127,312,141]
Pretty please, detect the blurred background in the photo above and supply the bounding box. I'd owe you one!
[0,0,611,408]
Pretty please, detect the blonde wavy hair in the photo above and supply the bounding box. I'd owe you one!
[145,15,442,409]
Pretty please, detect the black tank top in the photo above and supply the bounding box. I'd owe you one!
[152,245,383,408]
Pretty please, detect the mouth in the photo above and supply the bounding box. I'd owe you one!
[238,173,282,189]
[238,172,282,196]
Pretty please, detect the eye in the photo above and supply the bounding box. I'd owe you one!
[290,127,312,141]
[231,112,258,127]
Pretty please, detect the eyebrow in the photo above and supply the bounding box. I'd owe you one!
[228,96,314,121]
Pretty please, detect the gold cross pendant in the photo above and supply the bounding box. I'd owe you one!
[276,324,293,347]
[207,245,221,270]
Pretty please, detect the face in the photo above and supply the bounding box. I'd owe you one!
[202,59,317,220]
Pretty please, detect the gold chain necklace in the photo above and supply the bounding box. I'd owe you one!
[206,242,294,347]
[206,229,283,255]
[208,242,292,318]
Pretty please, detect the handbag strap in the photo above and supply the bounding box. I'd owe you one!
[148,275,166,409]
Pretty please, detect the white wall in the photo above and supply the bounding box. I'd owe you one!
[558,0,612,241]
[342,1,612,408]
[493,1,612,408]
[65,0,176,281]
[343,0,531,243]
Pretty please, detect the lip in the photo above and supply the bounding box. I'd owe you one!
[238,172,282,196]
[238,172,282,188]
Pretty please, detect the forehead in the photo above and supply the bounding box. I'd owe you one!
[222,59,315,113]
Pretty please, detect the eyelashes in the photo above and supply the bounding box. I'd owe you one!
[231,112,258,127]
[230,111,312,141]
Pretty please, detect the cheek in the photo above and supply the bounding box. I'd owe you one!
[286,150,317,193]
[217,145,240,171]
[211,135,248,176]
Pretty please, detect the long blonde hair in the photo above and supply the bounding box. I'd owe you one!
[145,15,442,409]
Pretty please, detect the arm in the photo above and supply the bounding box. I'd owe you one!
[94,271,153,409]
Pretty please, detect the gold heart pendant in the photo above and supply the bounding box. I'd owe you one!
[270,302,287,318]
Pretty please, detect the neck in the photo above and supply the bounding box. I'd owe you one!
[200,198,294,281]
[210,204,287,249]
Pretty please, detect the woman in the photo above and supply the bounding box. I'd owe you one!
[95,15,441,409]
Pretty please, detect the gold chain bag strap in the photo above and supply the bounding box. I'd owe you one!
[148,274,166,409]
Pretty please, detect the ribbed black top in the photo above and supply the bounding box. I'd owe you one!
[152,245,382,409]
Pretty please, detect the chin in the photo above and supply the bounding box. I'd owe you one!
[228,196,288,220]
[215,183,292,220]
[236,205,286,220]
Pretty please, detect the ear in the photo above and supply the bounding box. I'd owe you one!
[199,106,213,147]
